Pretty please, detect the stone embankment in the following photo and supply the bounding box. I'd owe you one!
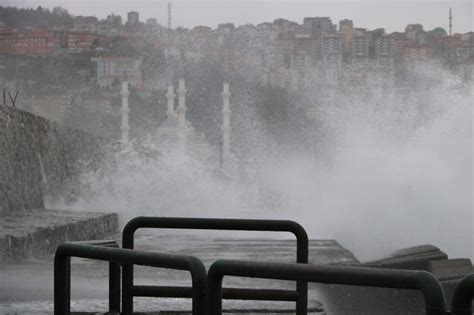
[0,209,117,262]
[0,104,105,215]
[0,104,117,261]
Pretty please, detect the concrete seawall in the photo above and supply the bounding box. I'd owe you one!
[0,104,118,261]
[0,104,105,215]
[0,209,118,262]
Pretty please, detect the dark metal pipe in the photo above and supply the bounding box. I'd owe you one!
[122,216,309,314]
[54,254,70,314]
[208,259,448,315]
[451,273,474,315]
[54,243,207,315]
[130,285,299,301]
[223,288,299,301]
[123,217,308,236]
[81,240,121,313]
[69,240,121,314]
[109,261,121,313]
[131,285,194,298]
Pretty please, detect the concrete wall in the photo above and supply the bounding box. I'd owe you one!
[0,210,118,262]
[0,104,105,215]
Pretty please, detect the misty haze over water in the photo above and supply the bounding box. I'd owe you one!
[59,62,472,261]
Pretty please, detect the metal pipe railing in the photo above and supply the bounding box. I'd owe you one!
[71,240,121,313]
[451,273,474,315]
[208,259,448,315]
[54,243,207,315]
[122,216,309,314]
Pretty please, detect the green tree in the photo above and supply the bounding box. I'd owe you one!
[141,42,165,80]
[103,36,138,57]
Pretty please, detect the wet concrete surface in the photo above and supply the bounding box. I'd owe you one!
[0,209,118,262]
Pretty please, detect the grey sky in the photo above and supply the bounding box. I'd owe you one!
[2,0,473,33]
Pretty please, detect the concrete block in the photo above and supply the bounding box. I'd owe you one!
[428,258,473,281]
[0,209,118,262]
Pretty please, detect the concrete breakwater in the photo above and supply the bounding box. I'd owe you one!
[0,104,118,261]
[0,103,106,215]
[0,209,118,262]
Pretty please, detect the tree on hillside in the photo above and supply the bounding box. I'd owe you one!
[254,83,311,150]
[141,42,165,81]
[0,6,73,28]
[184,60,227,146]
[103,36,139,57]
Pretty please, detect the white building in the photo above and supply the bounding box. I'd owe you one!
[92,56,143,89]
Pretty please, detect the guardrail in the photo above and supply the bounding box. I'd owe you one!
[451,273,474,315]
[68,240,121,313]
[207,259,448,315]
[54,242,207,315]
[122,216,309,314]
[54,217,472,315]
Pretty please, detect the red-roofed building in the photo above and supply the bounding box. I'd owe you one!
[67,31,101,50]
[0,29,59,55]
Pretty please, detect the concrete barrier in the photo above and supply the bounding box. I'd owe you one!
[0,104,105,215]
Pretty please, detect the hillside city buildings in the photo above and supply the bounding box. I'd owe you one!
[0,7,472,139]
[0,10,472,81]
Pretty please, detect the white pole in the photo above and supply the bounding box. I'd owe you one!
[120,79,130,144]
[177,79,187,152]
[222,82,231,164]
[177,79,187,128]
[166,84,175,117]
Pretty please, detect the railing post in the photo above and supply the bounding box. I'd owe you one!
[71,240,121,314]
[187,256,208,315]
[122,224,136,315]
[208,266,224,315]
[296,228,309,315]
[54,252,71,315]
[109,261,121,313]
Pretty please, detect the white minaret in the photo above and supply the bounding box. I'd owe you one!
[120,71,130,144]
[177,79,187,127]
[222,82,231,164]
[166,84,175,117]
[177,79,187,152]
